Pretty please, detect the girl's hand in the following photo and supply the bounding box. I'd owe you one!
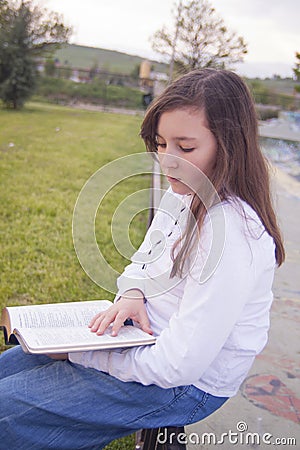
[89,290,153,337]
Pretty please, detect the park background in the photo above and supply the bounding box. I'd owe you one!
[0,0,299,448]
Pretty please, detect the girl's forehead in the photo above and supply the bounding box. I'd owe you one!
[157,108,209,133]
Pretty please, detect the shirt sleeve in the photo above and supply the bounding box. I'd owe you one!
[69,206,275,388]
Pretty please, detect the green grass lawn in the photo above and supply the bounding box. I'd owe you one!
[0,101,151,449]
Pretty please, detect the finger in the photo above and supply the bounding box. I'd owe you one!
[95,311,118,335]
[138,312,153,335]
[93,318,112,334]
[111,311,130,336]
[91,309,116,333]
[90,313,108,331]
[89,312,105,328]
[90,306,117,332]
[90,316,105,332]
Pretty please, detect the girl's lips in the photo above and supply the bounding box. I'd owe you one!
[166,176,181,183]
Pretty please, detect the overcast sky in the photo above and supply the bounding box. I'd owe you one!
[40,0,299,78]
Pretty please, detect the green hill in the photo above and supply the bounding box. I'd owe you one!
[53,44,168,75]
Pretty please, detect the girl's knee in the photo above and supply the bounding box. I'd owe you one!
[0,347,51,379]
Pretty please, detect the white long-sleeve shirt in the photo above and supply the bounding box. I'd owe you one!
[69,189,276,397]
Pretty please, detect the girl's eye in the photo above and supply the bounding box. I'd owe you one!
[155,142,166,150]
[179,146,195,153]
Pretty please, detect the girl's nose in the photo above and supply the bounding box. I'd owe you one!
[158,149,179,170]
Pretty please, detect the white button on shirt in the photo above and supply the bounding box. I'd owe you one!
[69,188,276,397]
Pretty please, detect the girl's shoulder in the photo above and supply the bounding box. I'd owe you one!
[189,197,275,283]
[208,196,265,236]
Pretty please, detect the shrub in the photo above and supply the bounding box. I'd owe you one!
[35,76,144,109]
[256,105,280,121]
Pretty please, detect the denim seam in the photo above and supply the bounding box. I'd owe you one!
[187,391,209,424]
[127,385,191,425]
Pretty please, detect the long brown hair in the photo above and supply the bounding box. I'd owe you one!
[140,69,285,276]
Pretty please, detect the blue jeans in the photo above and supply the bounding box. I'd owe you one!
[0,346,228,449]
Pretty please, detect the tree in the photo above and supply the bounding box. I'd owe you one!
[293,52,300,81]
[130,63,141,80]
[44,58,57,77]
[0,0,71,108]
[151,0,247,79]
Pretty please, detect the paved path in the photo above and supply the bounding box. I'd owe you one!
[70,102,144,117]
[259,119,300,143]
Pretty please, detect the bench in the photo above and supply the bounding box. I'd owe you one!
[135,427,187,450]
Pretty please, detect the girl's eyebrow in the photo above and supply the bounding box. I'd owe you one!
[175,137,197,141]
[156,133,197,141]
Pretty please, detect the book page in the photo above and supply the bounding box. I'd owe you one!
[15,325,156,353]
[6,300,112,331]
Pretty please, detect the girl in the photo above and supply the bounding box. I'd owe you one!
[0,69,284,449]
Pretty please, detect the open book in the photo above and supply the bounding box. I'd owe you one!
[0,300,156,354]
